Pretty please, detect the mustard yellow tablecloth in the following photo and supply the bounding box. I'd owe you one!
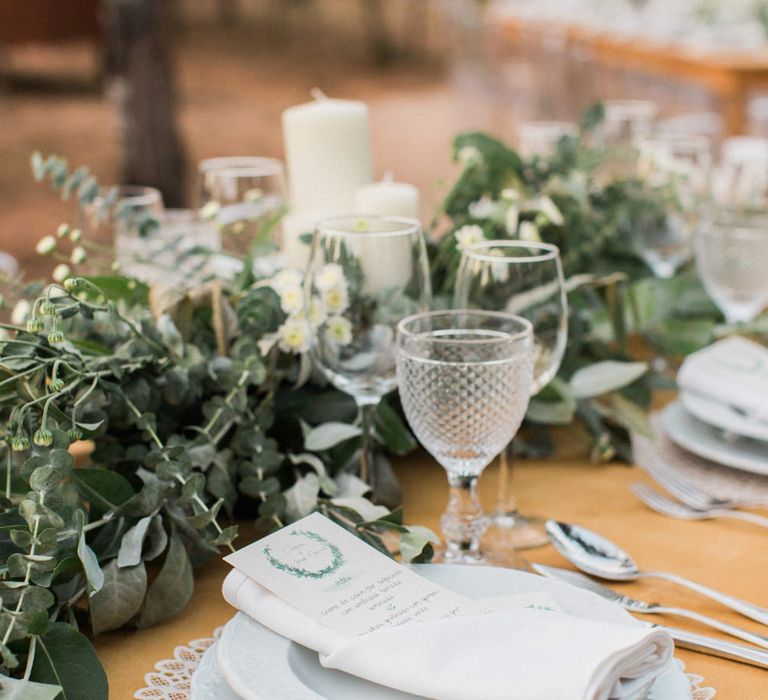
[99,445,768,699]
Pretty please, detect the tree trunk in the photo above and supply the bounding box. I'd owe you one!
[103,0,187,207]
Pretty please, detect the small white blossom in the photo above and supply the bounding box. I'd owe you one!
[56,223,69,238]
[277,318,310,354]
[535,196,564,226]
[70,228,82,242]
[323,284,349,314]
[70,246,87,264]
[468,195,502,220]
[458,146,482,169]
[505,206,519,235]
[307,296,327,328]
[279,285,303,314]
[244,188,263,202]
[11,300,31,326]
[271,268,304,293]
[315,263,344,292]
[454,225,485,250]
[35,235,57,255]
[52,264,71,283]
[325,315,352,346]
[500,188,521,203]
[518,221,541,242]
[199,201,221,220]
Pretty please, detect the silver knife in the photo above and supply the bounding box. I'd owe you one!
[533,564,768,669]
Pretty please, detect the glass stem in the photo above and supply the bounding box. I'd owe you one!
[495,440,518,515]
[441,473,487,562]
[358,400,378,494]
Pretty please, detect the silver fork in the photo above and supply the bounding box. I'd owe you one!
[632,482,768,528]
[645,457,768,511]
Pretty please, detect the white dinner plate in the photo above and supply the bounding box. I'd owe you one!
[662,400,768,475]
[680,390,768,443]
[197,564,690,700]
[190,642,240,700]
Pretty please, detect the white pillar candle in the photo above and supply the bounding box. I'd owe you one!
[355,176,421,220]
[282,92,374,215]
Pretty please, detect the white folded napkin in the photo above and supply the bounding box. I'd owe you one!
[223,569,673,700]
[678,336,768,423]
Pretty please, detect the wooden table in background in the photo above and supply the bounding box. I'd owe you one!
[100,437,768,699]
[496,14,768,136]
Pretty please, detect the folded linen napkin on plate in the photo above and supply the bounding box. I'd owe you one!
[223,569,673,700]
[678,336,768,423]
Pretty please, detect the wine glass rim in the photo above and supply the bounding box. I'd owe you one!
[316,215,421,238]
[198,156,284,177]
[702,209,768,235]
[397,309,532,345]
[461,239,560,263]
[110,185,163,206]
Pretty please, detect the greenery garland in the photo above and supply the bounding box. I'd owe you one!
[0,104,759,698]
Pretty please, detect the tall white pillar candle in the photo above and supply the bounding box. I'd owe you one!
[355,177,420,219]
[282,94,374,214]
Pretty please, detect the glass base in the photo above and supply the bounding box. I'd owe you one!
[483,511,549,551]
[431,543,531,571]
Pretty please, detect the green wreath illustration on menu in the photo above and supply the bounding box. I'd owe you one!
[263,529,345,579]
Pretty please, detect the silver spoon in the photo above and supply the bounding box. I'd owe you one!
[545,520,768,626]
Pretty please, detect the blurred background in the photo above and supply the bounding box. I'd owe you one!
[4,0,768,278]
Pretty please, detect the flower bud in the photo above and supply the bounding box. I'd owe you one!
[47,330,65,344]
[48,378,65,393]
[35,235,57,255]
[26,318,44,333]
[33,429,54,447]
[69,228,82,242]
[39,301,57,317]
[10,435,30,452]
[56,223,70,238]
[67,427,83,442]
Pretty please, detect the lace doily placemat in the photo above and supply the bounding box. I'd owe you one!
[633,413,768,500]
[133,629,715,699]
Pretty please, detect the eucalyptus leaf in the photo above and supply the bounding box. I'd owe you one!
[284,473,320,521]
[136,533,193,629]
[76,515,104,596]
[71,469,134,518]
[304,422,362,451]
[0,676,62,700]
[89,560,147,634]
[570,361,648,399]
[116,516,152,568]
[330,497,388,522]
[30,622,108,699]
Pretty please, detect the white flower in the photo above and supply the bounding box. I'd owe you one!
[277,318,310,354]
[468,195,501,220]
[56,223,69,238]
[458,146,482,168]
[315,263,344,292]
[307,296,327,328]
[505,206,519,235]
[488,248,510,283]
[244,188,263,202]
[11,300,31,326]
[279,285,303,314]
[70,228,82,242]
[35,235,57,255]
[271,268,304,293]
[454,225,485,250]
[325,315,352,346]
[535,196,564,226]
[518,221,541,242]
[500,188,521,203]
[52,264,71,283]
[322,284,349,314]
[70,246,87,264]
[199,201,221,220]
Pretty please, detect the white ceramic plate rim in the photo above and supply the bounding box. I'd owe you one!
[209,563,690,700]
[680,390,768,443]
[662,400,768,475]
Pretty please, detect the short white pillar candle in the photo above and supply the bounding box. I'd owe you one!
[355,175,421,220]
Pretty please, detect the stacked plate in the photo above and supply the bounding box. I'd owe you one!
[665,337,768,476]
[190,565,691,699]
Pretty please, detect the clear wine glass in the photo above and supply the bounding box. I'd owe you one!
[197,157,287,268]
[396,310,533,565]
[714,137,768,208]
[455,241,567,552]
[305,215,431,502]
[696,208,768,324]
[632,133,711,278]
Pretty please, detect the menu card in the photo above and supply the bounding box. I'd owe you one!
[224,512,556,637]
